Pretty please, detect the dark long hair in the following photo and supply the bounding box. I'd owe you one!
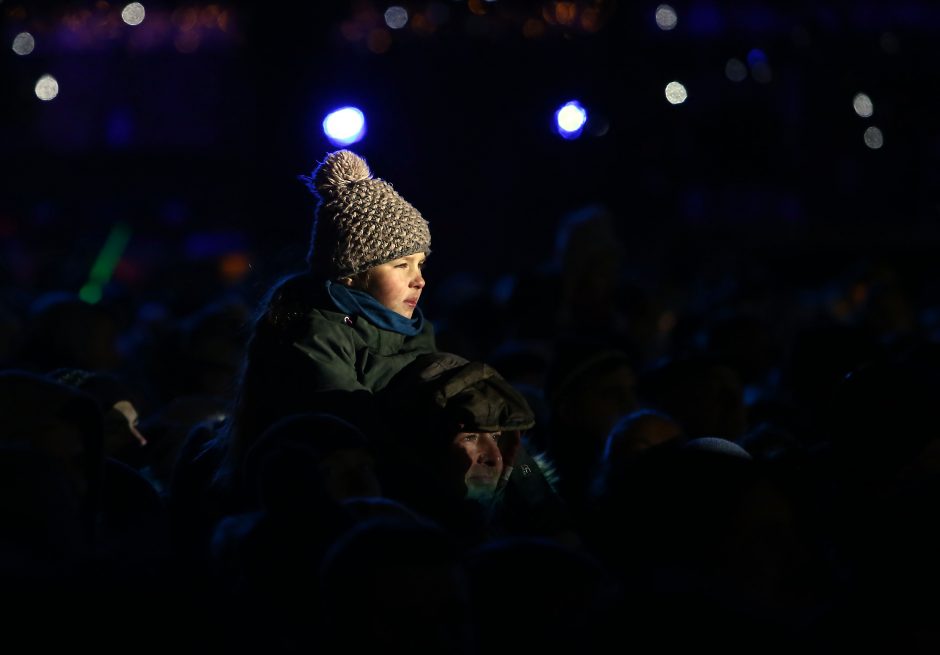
[212,271,322,493]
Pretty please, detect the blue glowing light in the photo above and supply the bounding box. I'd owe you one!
[323,106,367,146]
[555,101,587,139]
[746,48,768,66]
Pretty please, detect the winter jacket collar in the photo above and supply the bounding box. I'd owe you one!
[326,280,425,336]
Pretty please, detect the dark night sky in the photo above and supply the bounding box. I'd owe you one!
[4,1,940,310]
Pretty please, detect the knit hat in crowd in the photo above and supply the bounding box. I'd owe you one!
[302,150,431,279]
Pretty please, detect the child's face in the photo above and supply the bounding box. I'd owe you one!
[353,253,426,318]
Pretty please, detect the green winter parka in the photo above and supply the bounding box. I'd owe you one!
[292,302,437,395]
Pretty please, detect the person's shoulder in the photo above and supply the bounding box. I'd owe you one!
[308,304,348,323]
[528,449,561,494]
[301,305,372,356]
[298,279,355,329]
[405,316,436,347]
[418,317,436,338]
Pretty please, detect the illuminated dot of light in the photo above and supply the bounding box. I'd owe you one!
[323,107,367,146]
[590,117,610,137]
[751,61,773,84]
[746,48,767,66]
[522,18,544,38]
[200,5,221,28]
[655,4,678,31]
[12,32,35,55]
[554,1,576,25]
[864,126,884,149]
[468,0,488,17]
[880,32,900,55]
[665,81,687,104]
[220,252,251,283]
[725,58,747,82]
[853,93,874,118]
[580,7,600,31]
[384,6,408,29]
[35,74,59,101]
[555,101,587,138]
[121,2,146,26]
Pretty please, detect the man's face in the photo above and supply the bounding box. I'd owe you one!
[452,431,503,500]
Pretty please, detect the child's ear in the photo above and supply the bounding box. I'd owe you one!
[340,277,354,287]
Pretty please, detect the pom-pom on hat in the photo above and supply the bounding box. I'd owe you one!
[302,150,431,279]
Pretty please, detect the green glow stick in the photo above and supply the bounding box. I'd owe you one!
[79,222,132,304]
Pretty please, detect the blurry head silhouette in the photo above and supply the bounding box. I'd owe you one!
[318,519,471,654]
[20,292,121,372]
[640,354,746,440]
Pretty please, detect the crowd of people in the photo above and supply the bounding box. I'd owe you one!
[2,150,939,652]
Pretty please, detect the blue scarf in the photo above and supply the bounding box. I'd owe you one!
[326,280,425,336]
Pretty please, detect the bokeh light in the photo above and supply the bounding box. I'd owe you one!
[384,6,408,29]
[853,93,874,118]
[12,32,35,56]
[751,62,772,84]
[655,4,678,31]
[589,117,610,137]
[523,18,545,38]
[554,2,577,25]
[751,61,774,84]
[323,106,367,146]
[220,252,251,284]
[880,32,900,55]
[664,81,687,104]
[747,48,772,84]
[121,2,146,26]
[725,58,747,82]
[34,75,59,101]
[367,28,392,54]
[555,101,587,139]
[864,126,884,149]
[746,48,767,66]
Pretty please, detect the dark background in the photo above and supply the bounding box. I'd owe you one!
[4,0,940,315]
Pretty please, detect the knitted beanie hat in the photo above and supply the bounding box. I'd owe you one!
[302,150,431,279]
